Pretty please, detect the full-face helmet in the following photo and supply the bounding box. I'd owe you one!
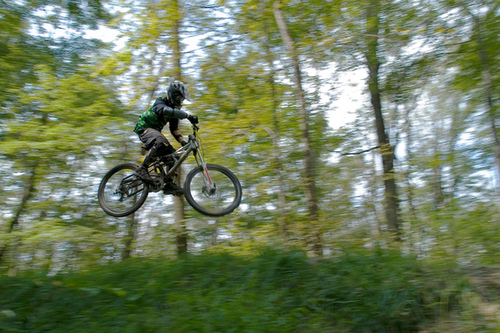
[167,81,190,108]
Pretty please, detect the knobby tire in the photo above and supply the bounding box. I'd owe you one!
[98,163,149,217]
[184,164,242,216]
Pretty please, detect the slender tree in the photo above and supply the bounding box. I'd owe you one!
[452,0,500,196]
[273,0,322,253]
[171,0,188,255]
[0,163,37,263]
[363,0,400,238]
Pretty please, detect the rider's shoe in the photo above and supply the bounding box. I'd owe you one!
[134,165,154,184]
[163,180,184,196]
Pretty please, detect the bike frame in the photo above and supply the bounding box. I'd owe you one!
[158,125,214,191]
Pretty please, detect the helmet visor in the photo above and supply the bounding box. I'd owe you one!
[173,93,184,107]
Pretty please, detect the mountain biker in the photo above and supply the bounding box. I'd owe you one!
[133,80,198,196]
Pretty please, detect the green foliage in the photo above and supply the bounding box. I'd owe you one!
[0,248,477,332]
[0,0,499,322]
[0,2,50,108]
[0,64,129,188]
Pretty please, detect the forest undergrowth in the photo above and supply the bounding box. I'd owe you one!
[0,247,499,333]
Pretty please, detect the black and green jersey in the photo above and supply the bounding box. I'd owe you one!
[134,97,189,134]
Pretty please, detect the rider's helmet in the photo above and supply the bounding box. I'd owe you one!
[167,80,190,108]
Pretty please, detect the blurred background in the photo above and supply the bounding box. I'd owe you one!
[1,0,499,330]
[1,0,499,269]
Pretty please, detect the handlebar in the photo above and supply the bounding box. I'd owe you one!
[187,123,199,142]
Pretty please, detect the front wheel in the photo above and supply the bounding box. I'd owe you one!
[184,164,242,216]
[98,163,149,217]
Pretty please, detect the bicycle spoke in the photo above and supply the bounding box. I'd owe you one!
[98,163,149,217]
[185,164,241,216]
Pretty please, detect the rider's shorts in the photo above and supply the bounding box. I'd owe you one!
[138,128,170,151]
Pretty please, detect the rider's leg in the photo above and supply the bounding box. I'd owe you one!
[160,146,184,196]
[138,128,173,154]
[135,128,183,195]
[136,143,183,195]
[134,144,169,183]
[135,148,183,195]
[135,129,176,183]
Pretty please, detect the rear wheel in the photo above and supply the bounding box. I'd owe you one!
[98,163,149,217]
[184,164,242,216]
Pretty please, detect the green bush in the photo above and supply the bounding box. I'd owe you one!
[0,248,468,332]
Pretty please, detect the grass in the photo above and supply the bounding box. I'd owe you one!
[0,247,486,332]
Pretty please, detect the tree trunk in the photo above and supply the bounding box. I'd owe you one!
[171,2,182,81]
[364,0,400,239]
[210,222,218,246]
[174,168,188,255]
[0,163,38,263]
[273,0,322,254]
[459,2,500,217]
[122,213,136,260]
[431,154,444,210]
[260,0,289,242]
[171,0,188,255]
[366,152,383,234]
[474,16,500,192]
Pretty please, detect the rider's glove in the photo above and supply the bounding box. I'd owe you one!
[181,141,188,147]
[187,115,199,124]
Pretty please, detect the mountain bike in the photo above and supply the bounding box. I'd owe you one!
[98,124,242,217]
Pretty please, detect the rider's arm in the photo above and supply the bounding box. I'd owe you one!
[172,130,184,143]
[152,98,189,120]
[169,119,185,144]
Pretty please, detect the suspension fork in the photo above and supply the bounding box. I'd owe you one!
[193,145,214,189]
